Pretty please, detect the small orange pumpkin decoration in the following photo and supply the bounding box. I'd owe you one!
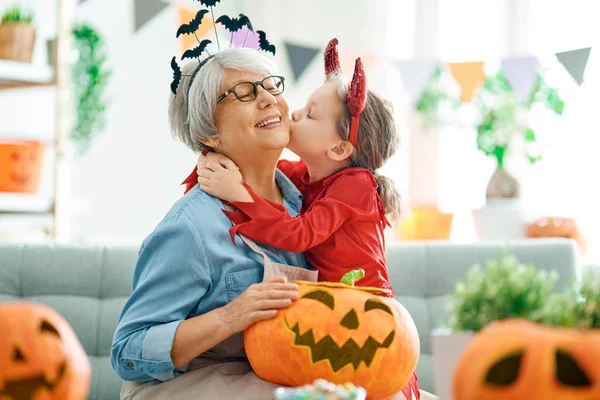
[396,206,454,241]
[244,270,420,400]
[526,217,580,240]
[453,319,600,400]
[0,301,91,400]
[0,141,45,193]
[526,216,587,253]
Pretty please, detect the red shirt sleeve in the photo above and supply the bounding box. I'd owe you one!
[224,172,380,252]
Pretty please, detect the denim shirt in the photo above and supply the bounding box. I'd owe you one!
[110,170,312,382]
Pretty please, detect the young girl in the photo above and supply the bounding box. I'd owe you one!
[188,38,400,296]
[184,38,422,400]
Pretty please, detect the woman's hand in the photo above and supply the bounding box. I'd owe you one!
[219,277,299,333]
[198,159,253,202]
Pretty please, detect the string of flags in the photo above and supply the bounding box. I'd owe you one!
[79,0,593,106]
[284,44,592,105]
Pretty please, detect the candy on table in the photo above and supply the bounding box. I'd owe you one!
[273,379,367,400]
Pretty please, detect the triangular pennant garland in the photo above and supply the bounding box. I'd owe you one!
[555,47,592,85]
[447,61,486,102]
[135,0,169,32]
[285,42,320,82]
[501,56,539,104]
[177,5,215,53]
[394,58,438,106]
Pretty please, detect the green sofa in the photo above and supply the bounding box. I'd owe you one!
[0,238,580,399]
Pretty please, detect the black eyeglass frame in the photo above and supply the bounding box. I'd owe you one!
[216,75,286,103]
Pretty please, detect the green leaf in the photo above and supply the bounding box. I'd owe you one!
[546,89,565,115]
[493,146,506,167]
[1,6,34,23]
[524,128,536,143]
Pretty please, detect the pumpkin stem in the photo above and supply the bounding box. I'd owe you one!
[340,269,365,286]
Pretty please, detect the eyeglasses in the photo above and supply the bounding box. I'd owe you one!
[217,75,285,103]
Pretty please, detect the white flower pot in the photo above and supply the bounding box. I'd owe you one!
[431,330,475,400]
[472,198,533,240]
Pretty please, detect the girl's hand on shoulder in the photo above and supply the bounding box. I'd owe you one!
[197,159,252,202]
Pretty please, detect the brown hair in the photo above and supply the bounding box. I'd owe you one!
[329,76,402,223]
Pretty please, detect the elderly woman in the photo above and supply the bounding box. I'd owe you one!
[111,47,318,399]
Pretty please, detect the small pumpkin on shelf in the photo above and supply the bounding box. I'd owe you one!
[244,270,420,400]
[0,141,45,193]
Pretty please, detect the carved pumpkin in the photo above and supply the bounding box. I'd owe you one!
[0,301,91,400]
[453,319,600,400]
[0,141,45,193]
[527,216,581,241]
[244,271,420,400]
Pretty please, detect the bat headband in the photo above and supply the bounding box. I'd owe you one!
[324,38,367,147]
[170,0,277,100]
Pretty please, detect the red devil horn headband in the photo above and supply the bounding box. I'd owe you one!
[324,38,367,147]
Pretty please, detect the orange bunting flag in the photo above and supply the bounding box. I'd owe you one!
[177,5,215,54]
[447,61,486,102]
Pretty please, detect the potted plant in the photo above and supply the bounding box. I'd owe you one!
[0,5,35,62]
[471,71,565,240]
[452,270,600,399]
[430,249,559,399]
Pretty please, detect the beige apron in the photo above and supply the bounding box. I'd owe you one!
[120,233,318,400]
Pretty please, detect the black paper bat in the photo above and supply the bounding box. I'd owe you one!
[170,57,181,95]
[197,0,220,6]
[216,13,251,33]
[177,9,209,38]
[182,39,212,60]
[257,30,276,55]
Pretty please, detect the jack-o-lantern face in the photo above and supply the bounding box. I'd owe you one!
[0,141,45,193]
[244,281,420,400]
[453,319,600,400]
[0,301,91,400]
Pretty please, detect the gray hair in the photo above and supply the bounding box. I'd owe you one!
[168,48,279,153]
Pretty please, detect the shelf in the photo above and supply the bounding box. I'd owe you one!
[0,212,54,242]
[0,192,53,213]
[0,60,55,91]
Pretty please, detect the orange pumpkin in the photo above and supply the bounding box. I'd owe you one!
[526,217,580,240]
[453,319,600,400]
[396,206,454,240]
[0,301,91,400]
[244,278,420,400]
[0,141,45,193]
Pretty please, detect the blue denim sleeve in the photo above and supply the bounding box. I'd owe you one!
[110,212,210,382]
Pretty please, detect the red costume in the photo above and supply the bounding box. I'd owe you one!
[225,159,394,295]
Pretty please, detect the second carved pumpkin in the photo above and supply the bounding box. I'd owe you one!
[0,301,91,400]
[453,319,600,400]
